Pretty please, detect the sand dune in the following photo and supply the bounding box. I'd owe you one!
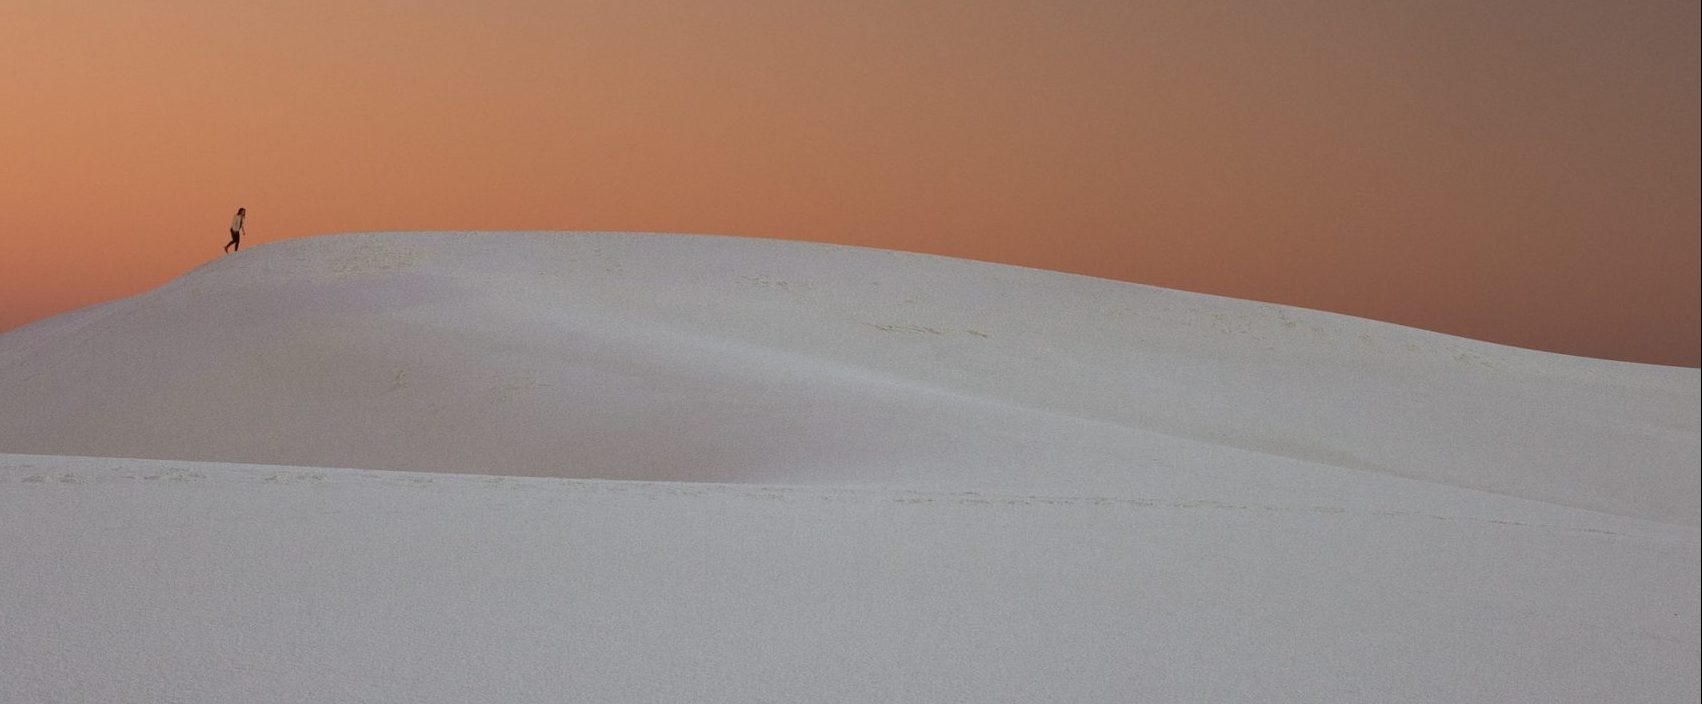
[1,231,1694,520]
[1,232,1696,702]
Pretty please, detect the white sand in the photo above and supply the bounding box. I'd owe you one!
[1,232,1696,702]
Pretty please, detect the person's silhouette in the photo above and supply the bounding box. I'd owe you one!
[224,207,245,253]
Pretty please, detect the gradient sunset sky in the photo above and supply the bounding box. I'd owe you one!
[2,1,1697,366]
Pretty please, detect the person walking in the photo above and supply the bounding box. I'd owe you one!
[225,207,246,253]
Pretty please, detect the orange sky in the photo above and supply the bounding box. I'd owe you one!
[2,1,1697,366]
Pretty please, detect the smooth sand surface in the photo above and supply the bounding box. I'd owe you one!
[1,232,1696,702]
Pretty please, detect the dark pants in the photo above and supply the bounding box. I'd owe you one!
[225,229,241,252]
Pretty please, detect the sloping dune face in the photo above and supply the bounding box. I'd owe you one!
[0,232,1695,523]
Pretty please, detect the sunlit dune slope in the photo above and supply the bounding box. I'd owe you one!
[0,231,1694,523]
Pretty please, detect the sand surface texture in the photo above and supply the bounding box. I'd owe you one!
[2,232,1696,702]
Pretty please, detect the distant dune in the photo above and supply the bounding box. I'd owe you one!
[1,232,1696,702]
[1,231,1695,521]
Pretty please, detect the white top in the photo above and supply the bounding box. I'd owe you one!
[231,211,245,232]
